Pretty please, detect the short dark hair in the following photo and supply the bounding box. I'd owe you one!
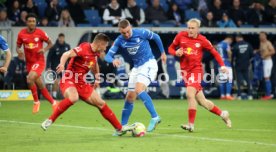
[93,33,110,43]
[118,19,130,29]
[26,13,37,20]
[58,33,65,37]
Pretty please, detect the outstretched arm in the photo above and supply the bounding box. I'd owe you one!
[105,39,121,67]
[56,49,77,73]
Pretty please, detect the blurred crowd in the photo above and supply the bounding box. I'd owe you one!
[0,0,275,27]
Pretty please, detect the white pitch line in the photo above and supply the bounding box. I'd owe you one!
[1,119,276,147]
[157,127,276,132]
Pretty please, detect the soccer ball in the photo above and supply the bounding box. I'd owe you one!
[132,122,146,137]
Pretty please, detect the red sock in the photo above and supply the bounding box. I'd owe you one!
[188,109,197,124]
[210,105,222,116]
[29,84,39,102]
[49,98,73,122]
[40,87,55,104]
[100,104,122,130]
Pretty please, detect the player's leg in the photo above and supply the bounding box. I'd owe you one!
[218,69,226,99]
[26,70,40,114]
[225,67,234,100]
[52,78,60,99]
[121,69,137,126]
[195,90,232,128]
[181,86,197,132]
[41,86,78,130]
[135,60,160,132]
[262,59,273,100]
[84,90,124,133]
[121,91,136,126]
[35,77,57,108]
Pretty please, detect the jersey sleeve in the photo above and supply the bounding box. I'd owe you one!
[0,36,9,51]
[168,33,181,56]
[202,38,225,66]
[40,30,49,42]
[104,38,121,63]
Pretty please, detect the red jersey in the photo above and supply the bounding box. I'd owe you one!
[169,31,224,73]
[65,42,99,84]
[17,28,49,64]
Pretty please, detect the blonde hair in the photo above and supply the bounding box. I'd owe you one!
[187,18,201,27]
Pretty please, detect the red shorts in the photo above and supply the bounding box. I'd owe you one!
[182,70,203,92]
[60,79,94,101]
[27,62,45,77]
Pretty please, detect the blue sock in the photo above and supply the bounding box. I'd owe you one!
[121,101,133,125]
[138,91,158,118]
[226,81,232,96]
[265,80,272,96]
[219,83,226,97]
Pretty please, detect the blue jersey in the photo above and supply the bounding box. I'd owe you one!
[216,41,231,67]
[105,28,164,67]
[0,35,9,52]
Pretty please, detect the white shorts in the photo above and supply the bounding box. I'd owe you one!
[263,58,273,78]
[218,66,233,82]
[128,59,158,91]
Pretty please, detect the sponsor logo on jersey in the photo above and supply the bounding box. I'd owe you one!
[127,46,139,55]
[184,47,198,55]
[25,43,38,49]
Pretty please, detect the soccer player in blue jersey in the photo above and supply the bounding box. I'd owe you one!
[105,19,167,132]
[216,36,234,100]
[0,35,11,73]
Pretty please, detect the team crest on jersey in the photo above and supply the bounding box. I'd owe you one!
[135,38,140,43]
[34,37,39,42]
[195,43,201,48]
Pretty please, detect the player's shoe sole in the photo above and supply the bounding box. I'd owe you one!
[32,102,40,114]
[41,119,53,131]
[221,111,232,128]
[147,116,161,132]
[181,124,194,132]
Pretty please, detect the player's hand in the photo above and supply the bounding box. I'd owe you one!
[176,48,184,57]
[56,64,65,73]
[161,52,167,64]
[38,48,45,54]
[220,66,228,73]
[0,67,7,73]
[112,59,121,68]
[93,81,100,89]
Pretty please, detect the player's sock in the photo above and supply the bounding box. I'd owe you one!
[100,103,122,130]
[188,109,196,124]
[40,87,55,104]
[138,91,158,118]
[226,81,232,96]
[210,105,222,116]
[219,83,226,97]
[29,84,39,102]
[49,98,73,122]
[265,80,272,96]
[121,101,133,126]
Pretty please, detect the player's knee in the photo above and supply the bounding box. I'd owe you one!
[26,76,35,84]
[68,94,79,102]
[186,93,195,100]
[126,92,136,101]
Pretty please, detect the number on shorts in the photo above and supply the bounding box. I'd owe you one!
[32,64,39,70]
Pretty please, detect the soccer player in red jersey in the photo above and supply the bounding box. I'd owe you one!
[16,13,57,114]
[41,33,132,136]
[168,18,232,132]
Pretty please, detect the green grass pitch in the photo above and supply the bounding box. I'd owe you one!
[0,99,276,152]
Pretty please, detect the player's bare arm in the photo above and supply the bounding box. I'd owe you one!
[56,49,77,73]
[0,49,11,73]
[16,45,24,56]
[38,39,53,54]
[91,61,100,89]
[161,52,167,63]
